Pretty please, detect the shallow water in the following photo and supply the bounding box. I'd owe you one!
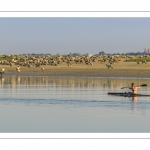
[0,76,150,133]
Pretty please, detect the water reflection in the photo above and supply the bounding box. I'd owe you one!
[1,76,150,89]
[0,76,150,132]
[132,96,137,101]
[0,76,149,108]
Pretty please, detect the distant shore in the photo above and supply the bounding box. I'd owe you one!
[1,61,150,78]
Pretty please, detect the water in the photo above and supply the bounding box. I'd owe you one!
[0,76,150,133]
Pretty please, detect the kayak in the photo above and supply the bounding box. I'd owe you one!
[108,92,150,97]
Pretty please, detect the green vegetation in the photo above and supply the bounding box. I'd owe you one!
[129,56,150,62]
[0,54,150,62]
[0,55,7,60]
[0,55,24,61]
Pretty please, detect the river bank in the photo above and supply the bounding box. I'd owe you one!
[1,61,150,78]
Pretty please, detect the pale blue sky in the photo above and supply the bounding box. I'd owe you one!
[0,18,150,55]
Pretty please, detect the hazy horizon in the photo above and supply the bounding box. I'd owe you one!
[0,18,150,55]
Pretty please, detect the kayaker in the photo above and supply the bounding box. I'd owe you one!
[129,83,140,94]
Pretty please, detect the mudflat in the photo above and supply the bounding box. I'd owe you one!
[1,61,150,78]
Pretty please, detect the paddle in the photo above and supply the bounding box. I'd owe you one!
[121,84,147,89]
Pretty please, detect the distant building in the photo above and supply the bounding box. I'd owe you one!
[72,53,82,56]
[99,51,106,55]
[144,48,150,54]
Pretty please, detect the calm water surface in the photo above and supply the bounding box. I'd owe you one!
[0,76,150,133]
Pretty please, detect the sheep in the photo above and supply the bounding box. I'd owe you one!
[16,65,20,70]
[41,67,44,71]
[17,69,21,73]
[1,68,5,72]
[66,61,72,67]
[141,60,147,64]
[0,68,5,77]
[106,64,113,69]
[16,66,21,73]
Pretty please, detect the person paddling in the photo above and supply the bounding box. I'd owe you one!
[129,83,140,94]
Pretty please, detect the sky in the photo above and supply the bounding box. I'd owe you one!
[0,17,150,55]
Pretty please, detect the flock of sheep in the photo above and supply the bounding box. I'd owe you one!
[0,54,149,76]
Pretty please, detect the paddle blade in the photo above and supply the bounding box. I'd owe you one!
[121,87,127,89]
[141,84,147,86]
